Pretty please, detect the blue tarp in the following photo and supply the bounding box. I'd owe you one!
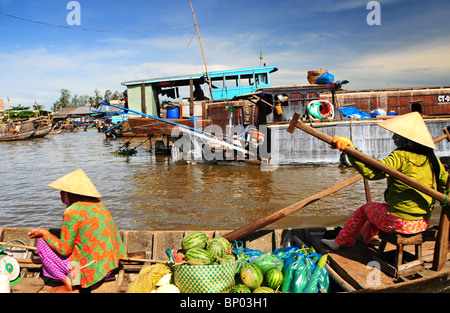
[338,106,371,119]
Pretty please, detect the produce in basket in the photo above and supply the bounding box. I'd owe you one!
[185,248,213,265]
[219,254,236,264]
[181,231,209,251]
[206,238,227,259]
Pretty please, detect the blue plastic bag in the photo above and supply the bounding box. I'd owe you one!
[315,72,334,84]
[232,241,264,262]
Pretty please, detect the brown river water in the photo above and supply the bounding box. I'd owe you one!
[0,129,442,232]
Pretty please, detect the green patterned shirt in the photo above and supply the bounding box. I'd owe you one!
[349,149,448,220]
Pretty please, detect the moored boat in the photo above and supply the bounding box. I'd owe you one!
[0,122,36,141]
[28,117,52,138]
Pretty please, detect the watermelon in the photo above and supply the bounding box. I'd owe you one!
[253,286,275,293]
[206,238,227,259]
[181,232,208,251]
[184,248,213,265]
[219,254,236,264]
[230,284,251,293]
[265,268,284,290]
[213,236,231,252]
[240,263,263,289]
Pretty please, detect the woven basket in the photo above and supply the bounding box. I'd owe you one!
[173,260,242,293]
[307,70,327,84]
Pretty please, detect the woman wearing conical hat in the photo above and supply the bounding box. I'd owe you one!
[28,169,127,293]
[322,112,449,250]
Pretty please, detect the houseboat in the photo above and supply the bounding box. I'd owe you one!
[119,67,450,167]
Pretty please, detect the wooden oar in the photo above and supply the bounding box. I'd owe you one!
[224,173,363,242]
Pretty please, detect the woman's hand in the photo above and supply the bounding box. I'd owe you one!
[28,229,50,239]
[331,135,354,151]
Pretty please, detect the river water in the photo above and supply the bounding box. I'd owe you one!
[0,129,442,232]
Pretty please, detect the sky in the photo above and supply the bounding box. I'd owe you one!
[0,0,449,110]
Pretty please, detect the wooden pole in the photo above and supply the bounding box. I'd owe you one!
[432,178,450,271]
[224,173,363,242]
[189,0,214,101]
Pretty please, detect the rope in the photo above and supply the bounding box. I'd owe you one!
[0,12,194,33]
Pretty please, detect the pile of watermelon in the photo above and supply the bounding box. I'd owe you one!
[172,231,329,293]
[180,231,236,265]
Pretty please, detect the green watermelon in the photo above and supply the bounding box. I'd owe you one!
[206,238,227,259]
[230,284,251,293]
[181,232,208,251]
[185,248,213,265]
[213,236,232,252]
[265,268,284,290]
[240,263,263,289]
[253,286,275,293]
[219,254,236,264]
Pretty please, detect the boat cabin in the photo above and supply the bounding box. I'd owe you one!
[121,66,278,119]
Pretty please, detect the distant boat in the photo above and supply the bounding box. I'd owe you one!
[0,122,36,141]
[28,117,53,138]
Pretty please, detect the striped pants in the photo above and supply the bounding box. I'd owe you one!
[335,202,429,247]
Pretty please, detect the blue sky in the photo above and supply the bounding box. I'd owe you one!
[0,0,449,110]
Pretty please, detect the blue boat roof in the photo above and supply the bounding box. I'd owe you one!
[121,66,278,87]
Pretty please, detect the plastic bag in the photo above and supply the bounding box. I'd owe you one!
[280,251,329,293]
[251,253,283,275]
[315,72,334,84]
[232,242,264,262]
[303,255,329,293]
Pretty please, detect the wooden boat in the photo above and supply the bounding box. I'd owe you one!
[28,117,52,138]
[127,117,211,136]
[0,122,36,141]
[1,225,448,293]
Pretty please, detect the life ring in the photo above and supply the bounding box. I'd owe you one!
[307,100,334,120]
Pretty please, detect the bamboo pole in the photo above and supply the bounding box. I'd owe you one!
[189,0,214,101]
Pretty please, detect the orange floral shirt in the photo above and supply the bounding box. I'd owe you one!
[44,199,127,288]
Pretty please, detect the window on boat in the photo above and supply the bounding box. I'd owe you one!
[289,93,304,106]
[239,73,255,87]
[258,73,268,84]
[305,92,319,101]
[211,76,225,89]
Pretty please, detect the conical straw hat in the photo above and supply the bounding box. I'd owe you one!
[48,168,102,198]
[377,112,436,150]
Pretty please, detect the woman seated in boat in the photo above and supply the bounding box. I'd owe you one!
[28,169,127,293]
[322,112,449,251]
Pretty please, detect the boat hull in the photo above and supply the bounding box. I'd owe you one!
[128,117,211,136]
[2,226,448,293]
[0,129,36,141]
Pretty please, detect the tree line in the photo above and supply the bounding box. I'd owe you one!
[51,88,123,112]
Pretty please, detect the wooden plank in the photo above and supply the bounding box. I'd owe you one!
[152,231,185,261]
[433,206,450,271]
